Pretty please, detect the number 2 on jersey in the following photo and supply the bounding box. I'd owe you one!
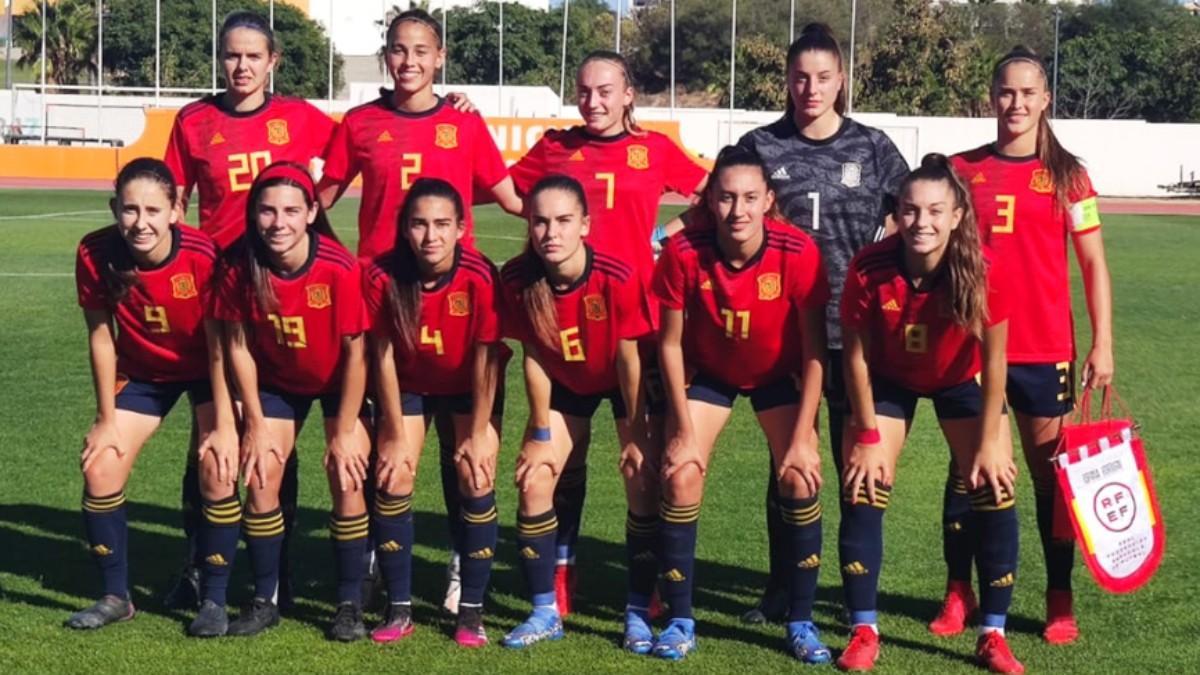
[228,151,272,192]
[402,153,422,189]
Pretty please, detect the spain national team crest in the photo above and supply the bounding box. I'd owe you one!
[757,273,781,301]
[840,161,862,188]
[447,291,471,317]
[584,293,608,321]
[627,144,650,170]
[170,273,198,300]
[306,283,332,309]
[435,124,458,149]
[1029,168,1054,194]
[266,119,289,146]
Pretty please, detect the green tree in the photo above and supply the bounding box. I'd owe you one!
[101,0,342,98]
[13,0,98,87]
[722,33,786,110]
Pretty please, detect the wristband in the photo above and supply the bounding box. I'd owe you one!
[854,427,881,445]
[531,426,551,442]
[651,223,668,245]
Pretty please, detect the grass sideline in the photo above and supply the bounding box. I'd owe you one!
[0,189,1196,672]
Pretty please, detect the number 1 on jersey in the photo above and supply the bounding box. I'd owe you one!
[720,308,751,339]
[596,172,616,209]
[806,192,821,231]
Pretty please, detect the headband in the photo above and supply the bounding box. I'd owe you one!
[253,162,316,202]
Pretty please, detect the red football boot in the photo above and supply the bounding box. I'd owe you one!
[929,580,978,637]
[976,631,1025,674]
[837,625,881,672]
[554,564,577,618]
[1043,589,1080,644]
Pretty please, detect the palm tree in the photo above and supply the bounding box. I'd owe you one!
[14,0,98,88]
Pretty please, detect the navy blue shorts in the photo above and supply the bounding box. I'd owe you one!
[259,388,344,422]
[550,382,628,420]
[872,378,985,421]
[1007,362,1075,417]
[115,377,213,418]
[400,386,506,418]
[638,338,668,416]
[686,372,801,412]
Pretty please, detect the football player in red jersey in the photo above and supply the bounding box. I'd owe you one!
[206,163,372,641]
[361,178,505,648]
[498,175,654,651]
[941,47,1114,645]
[161,11,334,609]
[509,52,707,615]
[318,9,522,260]
[837,155,1023,674]
[651,146,829,663]
[66,159,236,631]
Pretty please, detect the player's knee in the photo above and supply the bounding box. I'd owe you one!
[777,470,819,500]
[663,465,703,505]
[82,456,126,495]
[197,460,233,502]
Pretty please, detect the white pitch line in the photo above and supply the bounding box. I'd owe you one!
[475,233,525,242]
[0,272,73,277]
[0,209,109,222]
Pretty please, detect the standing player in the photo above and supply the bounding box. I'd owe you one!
[836,154,1023,673]
[66,158,236,630]
[652,146,829,662]
[204,163,372,640]
[508,49,708,618]
[498,175,654,651]
[940,47,1114,644]
[362,178,505,648]
[732,23,910,623]
[161,10,336,608]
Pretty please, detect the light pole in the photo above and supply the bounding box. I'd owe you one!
[1052,7,1062,118]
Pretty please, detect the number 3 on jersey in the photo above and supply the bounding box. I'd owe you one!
[993,195,1016,234]
[228,151,272,192]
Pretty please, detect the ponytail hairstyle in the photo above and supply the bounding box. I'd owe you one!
[105,157,179,305]
[521,174,590,353]
[896,153,989,337]
[219,11,278,55]
[242,161,337,313]
[578,50,645,136]
[385,177,465,356]
[991,46,1085,213]
[700,144,785,227]
[385,8,444,48]
[784,23,848,119]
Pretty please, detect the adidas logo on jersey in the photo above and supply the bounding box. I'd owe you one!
[972,172,987,184]
[881,298,902,312]
[663,568,686,583]
[797,554,821,569]
[700,278,713,291]
[209,132,225,146]
[990,573,1014,588]
[771,166,791,181]
[843,561,869,576]
[377,130,394,143]
[378,540,402,553]
[569,150,585,162]
[206,553,229,567]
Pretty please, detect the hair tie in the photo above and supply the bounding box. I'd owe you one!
[253,162,316,202]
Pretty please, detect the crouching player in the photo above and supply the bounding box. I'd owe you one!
[652,146,830,662]
[835,154,1022,673]
[362,178,504,647]
[499,175,655,650]
[67,158,235,630]
[195,162,372,640]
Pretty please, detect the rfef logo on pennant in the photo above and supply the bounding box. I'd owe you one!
[266,119,289,145]
[435,124,458,149]
[627,144,649,170]
[171,273,198,299]
[306,284,332,309]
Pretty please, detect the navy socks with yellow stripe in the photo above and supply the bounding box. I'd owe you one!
[554,466,587,565]
[625,511,660,610]
[971,487,1019,628]
[659,502,701,620]
[779,496,823,622]
[440,443,465,553]
[460,493,498,607]
[517,509,558,605]
[838,484,889,625]
[242,508,285,600]
[330,512,370,606]
[943,468,975,584]
[200,495,242,605]
[1034,483,1074,591]
[82,491,129,598]
[765,460,789,594]
[373,492,414,604]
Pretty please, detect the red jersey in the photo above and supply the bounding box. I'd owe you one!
[212,233,366,396]
[951,146,1100,363]
[652,219,830,390]
[501,246,652,396]
[364,247,502,396]
[76,225,218,383]
[322,94,509,259]
[841,235,1010,395]
[163,94,335,250]
[510,128,707,308]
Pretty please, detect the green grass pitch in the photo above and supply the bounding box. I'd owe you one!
[0,189,1196,672]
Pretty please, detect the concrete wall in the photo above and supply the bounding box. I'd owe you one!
[3,90,1198,196]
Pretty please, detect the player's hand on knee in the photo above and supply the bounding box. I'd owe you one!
[843,437,887,505]
[81,418,123,472]
[779,433,823,498]
[662,431,706,481]
[325,429,369,493]
[970,436,1018,506]
[199,424,239,486]
[455,432,498,492]
[240,423,284,490]
[515,438,560,492]
[375,432,415,492]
